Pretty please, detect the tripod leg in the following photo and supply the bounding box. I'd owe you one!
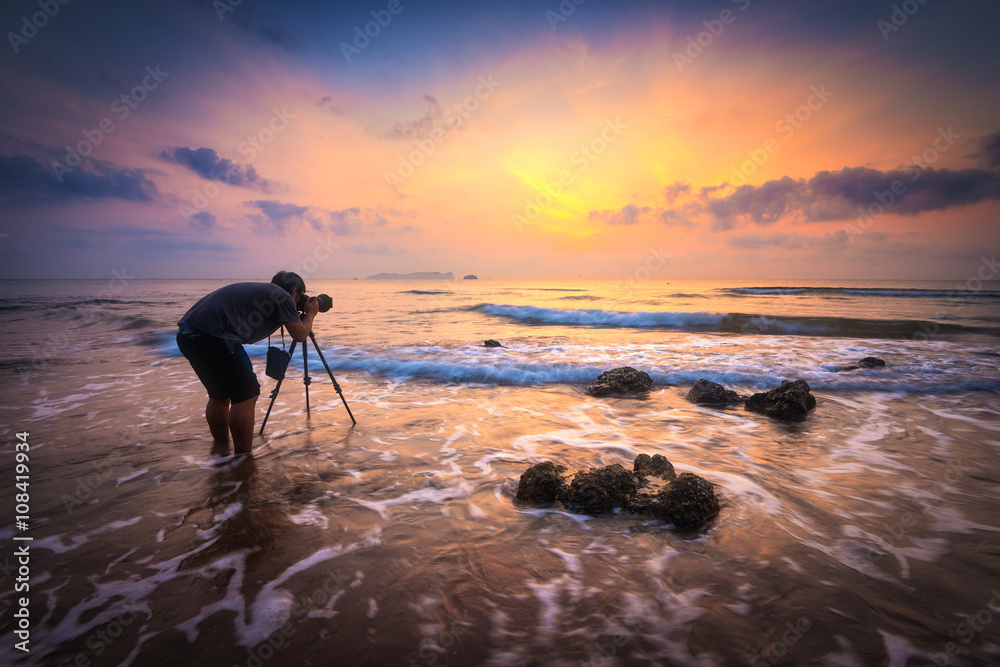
[303,338,311,415]
[259,340,298,435]
[309,332,357,425]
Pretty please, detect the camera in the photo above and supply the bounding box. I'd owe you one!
[316,294,333,313]
[297,293,333,313]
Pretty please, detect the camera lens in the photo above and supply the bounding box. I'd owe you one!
[317,294,333,313]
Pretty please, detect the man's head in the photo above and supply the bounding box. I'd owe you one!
[271,271,307,308]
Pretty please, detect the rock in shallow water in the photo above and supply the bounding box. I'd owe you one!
[686,378,742,404]
[588,366,653,397]
[514,461,566,504]
[633,453,676,480]
[644,473,721,529]
[744,379,816,421]
[561,464,640,510]
[483,339,503,348]
[858,356,886,368]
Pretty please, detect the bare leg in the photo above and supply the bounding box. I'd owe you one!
[206,398,231,443]
[229,395,258,454]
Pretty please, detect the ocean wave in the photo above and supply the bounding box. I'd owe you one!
[472,304,983,339]
[400,290,451,295]
[150,336,1000,394]
[285,345,1000,393]
[724,287,1000,299]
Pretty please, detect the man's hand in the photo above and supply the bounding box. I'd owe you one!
[285,297,319,342]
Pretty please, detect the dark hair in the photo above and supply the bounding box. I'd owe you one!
[271,270,306,296]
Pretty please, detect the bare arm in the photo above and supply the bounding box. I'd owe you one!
[284,297,319,342]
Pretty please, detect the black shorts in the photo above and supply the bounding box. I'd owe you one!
[176,329,260,403]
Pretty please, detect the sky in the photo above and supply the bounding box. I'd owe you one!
[0,0,998,280]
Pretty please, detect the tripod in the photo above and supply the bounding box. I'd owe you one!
[259,330,356,434]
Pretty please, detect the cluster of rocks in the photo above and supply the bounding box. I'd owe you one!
[515,454,720,530]
[582,357,886,421]
[687,378,818,421]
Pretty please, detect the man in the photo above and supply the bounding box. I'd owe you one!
[176,271,320,455]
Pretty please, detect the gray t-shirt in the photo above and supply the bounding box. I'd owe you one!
[179,282,301,344]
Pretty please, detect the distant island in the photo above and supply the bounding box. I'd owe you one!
[366,271,455,280]
[463,274,478,280]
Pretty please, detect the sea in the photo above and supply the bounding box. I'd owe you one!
[1,277,999,666]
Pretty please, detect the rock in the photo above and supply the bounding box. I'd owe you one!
[464,274,479,280]
[633,454,676,480]
[588,367,653,397]
[643,473,720,529]
[483,339,503,348]
[858,356,886,368]
[515,461,567,505]
[686,379,741,404]
[744,379,816,420]
[561,464,640,511]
